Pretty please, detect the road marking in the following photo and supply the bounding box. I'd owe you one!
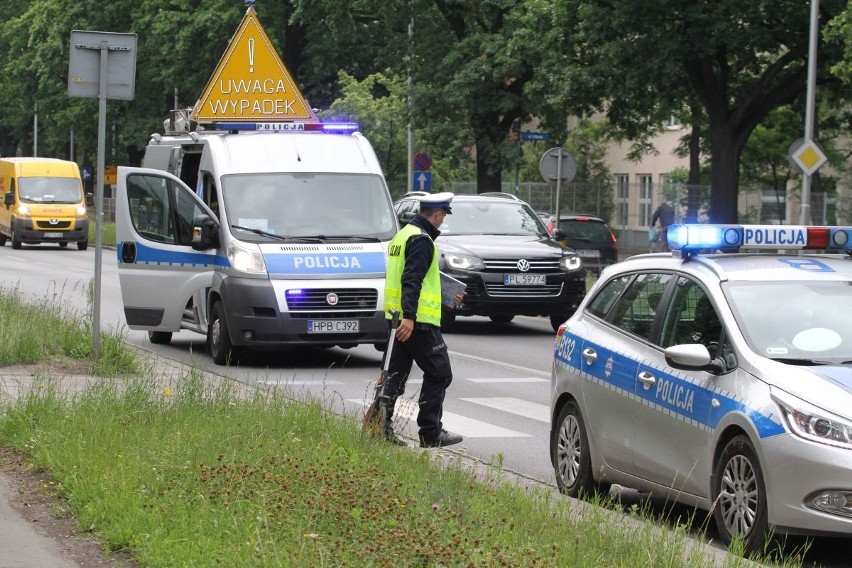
[460,397,549,423]
[259,380,344,386]
[349,398,531,438]
[466,377,547,383]
[448,350,550,376]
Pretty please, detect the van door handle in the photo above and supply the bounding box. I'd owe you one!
[120,241,136,264]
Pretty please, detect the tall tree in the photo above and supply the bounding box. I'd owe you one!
[570,0,847,223]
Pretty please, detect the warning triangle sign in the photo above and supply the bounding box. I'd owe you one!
[191,7,318,123]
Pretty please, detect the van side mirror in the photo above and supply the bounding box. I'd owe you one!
[85,192,94,207]
[191,214,219,251]
[4,192,13,207]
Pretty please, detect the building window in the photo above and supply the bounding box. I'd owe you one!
[615,174,629,226]
[639,174,653,226]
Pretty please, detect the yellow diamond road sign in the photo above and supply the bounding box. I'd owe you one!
[191,7,317,123]
[792,139,827,176]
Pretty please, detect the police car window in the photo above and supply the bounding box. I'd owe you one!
[608,273,672,341]
[661,278,723,357]
[587,274,632,319]
[127,174,175,244]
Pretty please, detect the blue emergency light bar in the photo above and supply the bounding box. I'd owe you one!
[213,121,360,133]
[667,224,852,255]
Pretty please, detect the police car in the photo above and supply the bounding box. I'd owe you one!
[550,224,852,553]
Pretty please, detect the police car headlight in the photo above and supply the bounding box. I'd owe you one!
[773,390,852,450]
[16,204,30,217]
[560,253,582,272]
[75,205,87,217]
[227,240,266,274]
[445,253,485,271]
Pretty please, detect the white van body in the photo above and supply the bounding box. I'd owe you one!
[115,122,397,364]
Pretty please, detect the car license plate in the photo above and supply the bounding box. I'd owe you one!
[307,320,359,334]
[44,232,63,238]
[577,249,601,258]
[504,273,546,286]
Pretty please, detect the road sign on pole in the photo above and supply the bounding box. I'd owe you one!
[414,152,432,171]
[68,30,137,360]
[539,147,577,227]
[521,131,550,141]
[413,171,432,191]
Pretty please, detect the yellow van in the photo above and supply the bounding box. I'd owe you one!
[0,157,92,250]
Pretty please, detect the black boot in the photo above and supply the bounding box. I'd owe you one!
[381,396,406,446]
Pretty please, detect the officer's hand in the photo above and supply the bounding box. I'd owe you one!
[396,318,414,342]
[453,292,466,307]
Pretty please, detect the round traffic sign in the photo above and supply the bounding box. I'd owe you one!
[414,152,432,171]
[539,147,576,183]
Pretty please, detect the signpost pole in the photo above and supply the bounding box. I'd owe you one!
[799,0,820,226]
[92,43,107,358]
[555,149,563,227]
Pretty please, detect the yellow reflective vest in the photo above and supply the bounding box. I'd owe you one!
[384,224,442,326]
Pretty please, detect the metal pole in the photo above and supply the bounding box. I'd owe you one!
[33,107,38,156]
[92,42,108,359]
[555,149,563,227]
[799,0,819,225]
[406,18,414,192]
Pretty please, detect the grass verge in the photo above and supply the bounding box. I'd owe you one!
[89,220,116,248]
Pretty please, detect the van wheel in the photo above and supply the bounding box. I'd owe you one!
[148,331,172,345]
[0,234,6,246]
[10,230,21,249]
[77,240,88,251]
[208,301,237,365]
[59,242,68,248]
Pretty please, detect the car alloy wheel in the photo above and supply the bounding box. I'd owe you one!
[553,401,609,498]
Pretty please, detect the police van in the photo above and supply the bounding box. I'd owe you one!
[115,7,397,364]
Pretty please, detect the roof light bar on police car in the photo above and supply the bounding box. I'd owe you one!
[213,121,360,133]
[667,224,852,255]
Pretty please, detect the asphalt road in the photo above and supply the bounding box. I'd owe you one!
[1,242,849,567]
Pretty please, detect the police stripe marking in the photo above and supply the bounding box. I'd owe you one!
[460,397,549,422]
[348,398,531,438]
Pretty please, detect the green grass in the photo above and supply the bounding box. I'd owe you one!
[0,290,807,567]
[0,284,138,376]
[89,220,116,247]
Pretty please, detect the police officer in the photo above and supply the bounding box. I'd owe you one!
[382,192,464,448]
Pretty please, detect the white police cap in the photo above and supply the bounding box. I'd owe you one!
[419,191,454,213]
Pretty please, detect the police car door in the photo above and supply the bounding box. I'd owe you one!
[631,276,717,498]
[116,167,219,333]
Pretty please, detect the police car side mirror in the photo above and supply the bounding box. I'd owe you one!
[664,344,725,374]
[191,214,219,251]
[3,192,13,207]
[85,192,94,207]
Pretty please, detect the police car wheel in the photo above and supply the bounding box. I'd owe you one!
[553,401,608,498]
[148,331,172,345]
[712,435,769,554]
[208,301,237,366]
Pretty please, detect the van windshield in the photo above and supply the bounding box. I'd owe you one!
[18,177,82,204]
[220,173,396,241]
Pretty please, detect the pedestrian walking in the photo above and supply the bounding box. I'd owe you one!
[651,197,675,251]
[381,192,464,448]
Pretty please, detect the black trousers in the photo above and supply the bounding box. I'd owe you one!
[384,323,453,440]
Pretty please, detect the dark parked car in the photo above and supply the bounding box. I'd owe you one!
[394,192,586,331]
[555,214,618,274]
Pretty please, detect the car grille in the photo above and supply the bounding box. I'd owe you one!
[483,258,562,272]
[285,288,378,315]
[35,220,72,229]
[484,282,564,298]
